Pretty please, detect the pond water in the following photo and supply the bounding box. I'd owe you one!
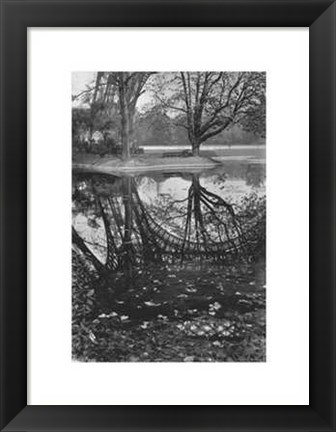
[73,162,265,308]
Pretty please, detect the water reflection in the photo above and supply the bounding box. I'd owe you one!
[72,164,266,362]
[72,164,266,281]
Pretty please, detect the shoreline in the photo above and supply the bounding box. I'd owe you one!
[72,153,266,175]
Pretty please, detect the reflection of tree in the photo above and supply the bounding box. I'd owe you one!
[72,175,163,275]
[72,173,263,278]
[163,175,248,261]
[212,164,265,189]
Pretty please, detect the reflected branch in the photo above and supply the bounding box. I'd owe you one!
[72,173,265,282]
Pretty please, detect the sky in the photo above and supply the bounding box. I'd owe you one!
[72,71,153,111]
[72,72,96,96]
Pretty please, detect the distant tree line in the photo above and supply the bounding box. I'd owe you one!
[72,72,266,159]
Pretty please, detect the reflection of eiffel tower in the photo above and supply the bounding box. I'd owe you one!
[72,226,105,273]
[72,176,264,275]
[96,197,119,271]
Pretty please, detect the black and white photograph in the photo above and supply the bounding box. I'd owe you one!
[72,71,266,362]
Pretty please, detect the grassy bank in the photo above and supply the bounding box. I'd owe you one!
[73,150,265,175]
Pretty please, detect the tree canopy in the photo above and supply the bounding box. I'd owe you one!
[72,71,266,157]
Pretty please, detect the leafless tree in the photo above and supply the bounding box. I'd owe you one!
[155,72,265,155]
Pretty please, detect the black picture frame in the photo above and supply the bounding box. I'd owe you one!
[1,1,335,431]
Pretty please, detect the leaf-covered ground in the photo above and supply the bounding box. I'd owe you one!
[73,252,266,362]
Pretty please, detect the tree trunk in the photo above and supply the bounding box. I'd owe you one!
[128,110,136,153]
[192,145,200,156]
[118,73,130,160]
[191,137,200,156]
